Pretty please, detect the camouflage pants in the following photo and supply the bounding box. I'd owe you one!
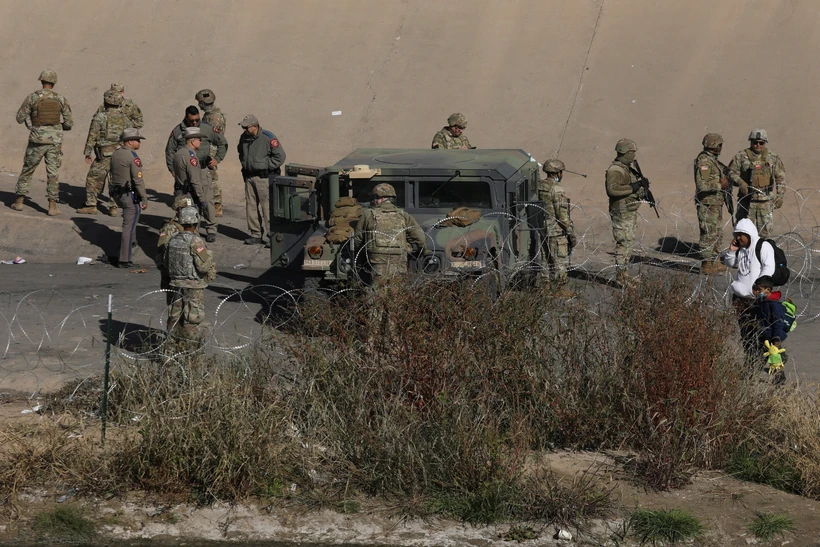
[168,287,206,329]
[16,142,62,200]
[696,198,723,260]
[609,204,639,267]
[540,235,569,285]
[748,201,775,239]
[210,167,221,205]
[84,156,114,207]
[367,253,408,287]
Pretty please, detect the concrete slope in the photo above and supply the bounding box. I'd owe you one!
[0,0,817,260]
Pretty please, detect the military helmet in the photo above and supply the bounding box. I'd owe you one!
[173,195,195,210]
[702,133,723,149]
[38,69,57,84]
[195,89,216,104]
[748,129,768,143]
[447,113,467,128]
[178,206,200,225]
[615,138,637,154]
[372,183,397,198]
[543,158,566,174]
[103,89,124,106]
[110,82,125,92]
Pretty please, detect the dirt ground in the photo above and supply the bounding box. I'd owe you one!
[2,0,820,544]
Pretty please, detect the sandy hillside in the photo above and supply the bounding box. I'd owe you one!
[0,0,817,214]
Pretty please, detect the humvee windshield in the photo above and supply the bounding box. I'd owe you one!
[419,180,492,209]
[352,179,406,207]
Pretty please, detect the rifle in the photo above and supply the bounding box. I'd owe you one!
[630,160,660,218]
[716,159,735,216]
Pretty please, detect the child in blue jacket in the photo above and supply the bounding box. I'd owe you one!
[751,275,788,384]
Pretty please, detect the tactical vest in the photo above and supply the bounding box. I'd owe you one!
[167,232,198,281]
[371,208,406,254]
[744,149,773,189]
[100,110,130,156]
[31,92,62,126]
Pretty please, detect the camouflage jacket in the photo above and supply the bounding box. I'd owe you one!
[165,231,216,289]
[605,159,642,210]
[431,127,472,150]
[16,89,73,144]
[728,147,785,201]
[155,219,184,274]
[83,108,131,157]
[538,178,574,238]
[354,201,426,257]
[203,106,226,158]
[94,98,144,129]
[165,121,228,172]
[693,150,742,205]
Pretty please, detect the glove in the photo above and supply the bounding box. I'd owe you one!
[774,197,784,209]
[738,182,749,196]
[719,177,729,190]
[763,340,786,371]
[567,233,578,249]
[630,181,642,193]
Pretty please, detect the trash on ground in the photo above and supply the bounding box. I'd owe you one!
[77,257,94,265]
[13,256,25,264]
[233,263,247,269]
[332,110,342,116]
[129,268,147,274]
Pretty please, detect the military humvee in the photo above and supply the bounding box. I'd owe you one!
[268,149,545,288]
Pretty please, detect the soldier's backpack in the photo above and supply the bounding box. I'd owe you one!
[31,92,62,126]
[371,208,406,253]
[755,238,790,286]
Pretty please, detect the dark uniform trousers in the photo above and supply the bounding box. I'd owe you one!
[112,187,140,264]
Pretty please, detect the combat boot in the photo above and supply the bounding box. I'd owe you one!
[76,205,98,215]
[47,200,60,216]
[108,205,118,217]
[214,203,223,217]
[10,196,25,211]
[701,259,727,275]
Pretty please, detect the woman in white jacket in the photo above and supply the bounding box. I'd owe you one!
[721,218,775,299]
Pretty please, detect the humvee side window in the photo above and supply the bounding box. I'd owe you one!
[352,180,406,207]
[418,180,492,209]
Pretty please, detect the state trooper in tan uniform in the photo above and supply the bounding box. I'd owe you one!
[109,129,148,268]
[173,127,217,242]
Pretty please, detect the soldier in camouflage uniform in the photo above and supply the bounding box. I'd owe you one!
[354,183,427,287]
[729,129,786,238]
[94,83,143,128]
[156,195,195,305]
[538,159,577,296]
[77,89,133,215]
[606,138,644,287]
[196,89,226,217]
[431,113,472,150]
[162,206,216,344]
[12,69,73,216]
[694,133,747,275]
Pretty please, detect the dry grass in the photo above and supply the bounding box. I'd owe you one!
[2,274,820,528]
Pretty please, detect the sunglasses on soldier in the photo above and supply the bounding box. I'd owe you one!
[751,140,766,146]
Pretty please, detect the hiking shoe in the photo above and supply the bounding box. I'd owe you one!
[77,206,98,215]
[107,206,118,217]
[244,237,263,245]
[206,233,216,243]
[10,196,25,211]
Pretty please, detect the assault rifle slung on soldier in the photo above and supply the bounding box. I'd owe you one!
[629,160,659,218]
[716,159,735,215]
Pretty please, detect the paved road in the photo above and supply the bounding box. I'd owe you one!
[1,260,818,395]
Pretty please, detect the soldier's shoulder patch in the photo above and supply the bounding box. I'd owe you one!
[190,157,198,167]
[271,139,279,148]
[700,164,710,170]
[213,127,220,133]
[134,157,142,167]
[159,231,166,237]
[196,246,205,253]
